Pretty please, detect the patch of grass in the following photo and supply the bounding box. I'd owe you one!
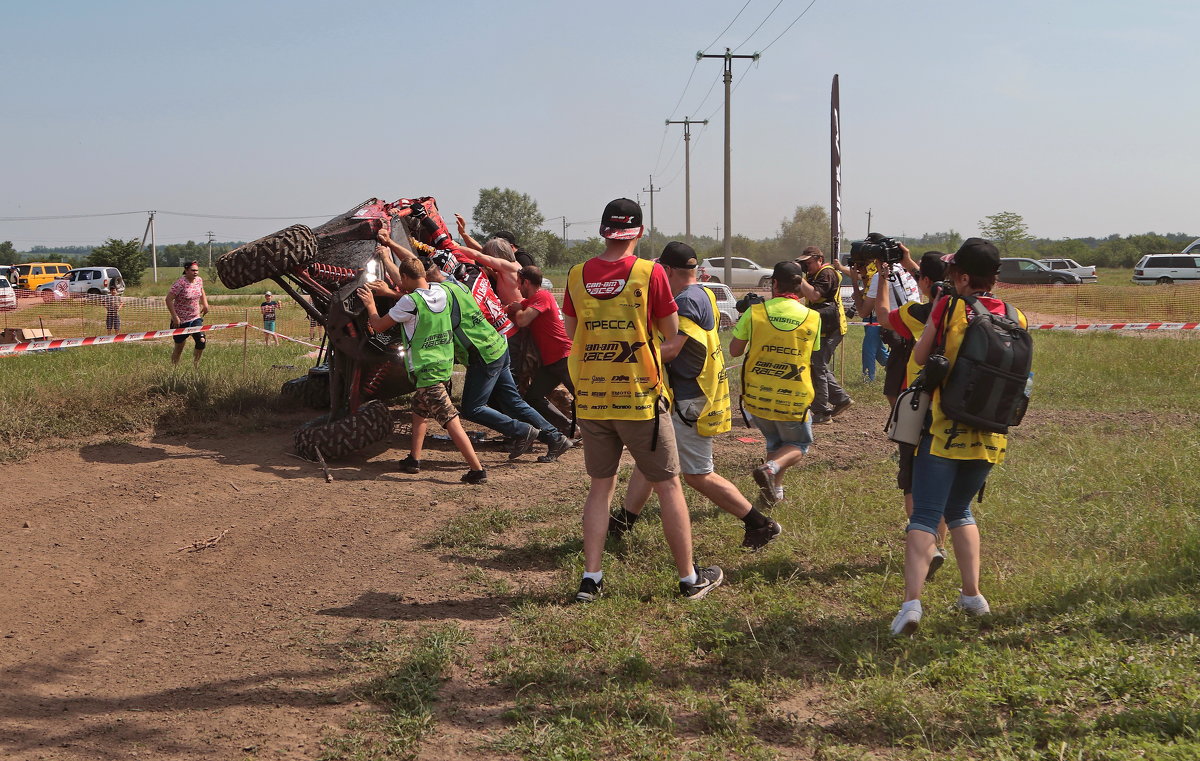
[0,341,310,460]
[320,624,471,761]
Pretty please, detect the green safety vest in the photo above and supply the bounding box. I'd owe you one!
[406,289,456,388]
[439,281,507,366]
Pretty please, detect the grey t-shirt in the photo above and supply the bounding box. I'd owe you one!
[667,284,714,401]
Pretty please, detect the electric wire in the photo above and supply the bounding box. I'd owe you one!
[732,0,786,52]
[759,0,820,53]
[701,0,756,53]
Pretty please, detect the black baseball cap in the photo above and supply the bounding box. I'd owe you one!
[772,261,805,281]
[658,241,697,268]
[491,230,517,245]
[946,238,1001,277]
[599,198,643,240]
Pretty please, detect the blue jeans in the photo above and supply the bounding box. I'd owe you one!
[461,351,563,442]
[861,323,889,380]
[907,434,993,536]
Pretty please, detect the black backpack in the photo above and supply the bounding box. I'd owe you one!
[934,293,1033,434]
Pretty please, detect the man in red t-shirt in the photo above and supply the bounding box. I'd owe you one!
[507,265,574,436]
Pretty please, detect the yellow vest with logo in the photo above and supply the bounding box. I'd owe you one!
[806,264,847,335]
[673,286,731,436]
[896,301,928,387]
[928,297,1027,464]
[567,257,662,421]
[741,299,820,421]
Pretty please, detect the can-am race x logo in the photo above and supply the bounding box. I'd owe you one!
[584,341,644,362]
[585,278,626,297]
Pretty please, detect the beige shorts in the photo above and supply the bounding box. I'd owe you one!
[577,409,679,482]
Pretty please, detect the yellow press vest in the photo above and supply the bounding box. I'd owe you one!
[928,297,1028,464]
[673,286,731,436]
[806,264,847,335]
[567,257,663,421]
[740,298,820,421]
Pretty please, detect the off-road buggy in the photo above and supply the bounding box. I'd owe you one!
[216,197,471,461]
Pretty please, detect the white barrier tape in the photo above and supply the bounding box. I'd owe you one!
[247,324,323,349]
[0,322,248,357]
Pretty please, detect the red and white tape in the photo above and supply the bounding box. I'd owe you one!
[0,322,248,357]
[247,324,323,349]
[1028,322,1200,331]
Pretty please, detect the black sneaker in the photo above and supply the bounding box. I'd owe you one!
[508,424,539,460]
[742,519,783,551]
[538,435,573,463]
[831,398,854,418]
[573,577,603,603]
[397,454,421,474]
[679,565,724,600]
[607,511,639,540]
[461,469,488,485]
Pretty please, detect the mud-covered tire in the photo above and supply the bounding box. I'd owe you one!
[294,400,392,460]
[280,375,330,410]
[217,224,318,289]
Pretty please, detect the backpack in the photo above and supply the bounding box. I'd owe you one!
[934,293,1033,434]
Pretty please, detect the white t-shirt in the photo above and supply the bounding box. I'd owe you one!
[866,269,920,308]
[387,286,448,339]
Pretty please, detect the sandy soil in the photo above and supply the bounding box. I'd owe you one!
[1,404,893,760]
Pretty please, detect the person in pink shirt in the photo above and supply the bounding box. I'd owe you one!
[507,265,573,435]
[165,261,210,366]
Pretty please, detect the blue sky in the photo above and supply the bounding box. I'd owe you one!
[2,0,1197,249]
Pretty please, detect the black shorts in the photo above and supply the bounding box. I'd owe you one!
[173,318,206,346]
[897,441,915,493]
[883,343,910,399]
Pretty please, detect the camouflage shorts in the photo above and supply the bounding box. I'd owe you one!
[411,382,459,427]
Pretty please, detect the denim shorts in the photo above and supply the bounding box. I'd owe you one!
[748,413,813,455]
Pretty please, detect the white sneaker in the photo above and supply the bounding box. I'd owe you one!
[956,592,991,616]
[890,601,922,637]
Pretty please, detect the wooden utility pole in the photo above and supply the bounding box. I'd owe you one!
[699,48,759,286]
[141,211,158,283]
[665,117,708,242]
[207,231,215,267]
[642,175,660,255]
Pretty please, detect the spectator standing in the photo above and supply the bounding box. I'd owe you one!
[730,261,822,505]
[103,283,123,334]
[563,198,723,603]
[794,247,852,424]
[612,242,782,550]
[357,258,488,484]
[260,291,281,346]
[165,261,209,366]
[890,239,1027,636]
[507,266,574,437]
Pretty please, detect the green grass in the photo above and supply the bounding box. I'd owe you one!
[0,340,313,460]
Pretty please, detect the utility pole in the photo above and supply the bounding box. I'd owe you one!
[206,231,215,267]
[140,211,158,283]
[866,208,873,236]
[665,116,708,242]
[699,47,759,286]
[714,225,720,241]
[642,174,660,256]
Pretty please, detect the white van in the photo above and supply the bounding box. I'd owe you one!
[1132,253,1200,285]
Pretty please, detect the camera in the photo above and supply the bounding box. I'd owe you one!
[735,292,764,314]
[850,232,904,266]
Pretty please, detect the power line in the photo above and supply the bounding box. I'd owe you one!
[0,209,338,222]
[0,211,145,221]
[733,0,785,52]
[760,0,821,53]
[701,0,756,53]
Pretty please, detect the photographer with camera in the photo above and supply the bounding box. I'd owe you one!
[849,235,921,397]
[793,246,852,424]
[889,239,1029,637]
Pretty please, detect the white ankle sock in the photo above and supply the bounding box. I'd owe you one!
[764,460,780,475]
[900,599,922,613]
[583,571,603,583]
[679,571,698,585]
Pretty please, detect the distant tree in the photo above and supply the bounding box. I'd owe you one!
[0,241,14,261]
[979,211,1034,256]
[910,230,962,254]
[778,204,832,257]
[571,237,605,263]
[1036,239,1094,264]
[87,238,147,286]
[472,187,546,247]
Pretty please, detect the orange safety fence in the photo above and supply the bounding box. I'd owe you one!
[990,283,1200,324]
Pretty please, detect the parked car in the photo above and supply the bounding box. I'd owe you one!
[1039,258,1097,282]
[701,282,739,330]
[998,258,1082,285]
[541,275,554,290]
[14,262,71,291]
[0,277,15,311]
[1132,254,1200,285]
[700,257,773,288]
[61,266,125,295]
